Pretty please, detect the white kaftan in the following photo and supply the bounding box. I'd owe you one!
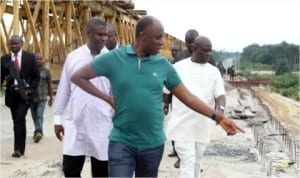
[166,58,225,143]
[53,45,113,160]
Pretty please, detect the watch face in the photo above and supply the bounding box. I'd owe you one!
[219,106,225,110]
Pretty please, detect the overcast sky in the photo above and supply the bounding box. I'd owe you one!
[133,0,300,52]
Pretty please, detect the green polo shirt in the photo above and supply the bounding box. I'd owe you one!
[90,44,181,148]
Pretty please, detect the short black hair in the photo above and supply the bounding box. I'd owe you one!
[10,35,23,44]
[185,29,199,40]
[86,17,107,31]
[135,16,155,38]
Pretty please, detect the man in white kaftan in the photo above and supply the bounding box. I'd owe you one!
[53,17,113,177]
[166,36,226,178]
[54,45,113,158]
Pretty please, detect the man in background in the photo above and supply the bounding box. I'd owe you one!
[106,24,122,50]
[170,43,181,64]
[173,29,199,63]
[30,53,53,143]
[174,29,216,66]
[1,35,40,158]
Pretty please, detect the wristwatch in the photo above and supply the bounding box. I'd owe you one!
[211,111,217,121]
[217,105,225,111]
[211,111,221,124]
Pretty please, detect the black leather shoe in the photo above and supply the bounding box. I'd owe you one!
[12,151,22,158]
[168,150,177,157]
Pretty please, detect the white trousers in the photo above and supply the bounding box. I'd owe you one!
[175,141,208,178]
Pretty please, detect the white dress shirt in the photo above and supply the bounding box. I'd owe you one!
[166,58,225,143]
[53,45,113,160]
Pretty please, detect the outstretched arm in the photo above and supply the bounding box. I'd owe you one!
[172,83,244,135]
[70,64,115,108]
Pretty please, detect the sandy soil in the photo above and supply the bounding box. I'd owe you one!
[1,84,299,178]
[252,87,300,138]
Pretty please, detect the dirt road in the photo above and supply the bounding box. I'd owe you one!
[252,87,300,138]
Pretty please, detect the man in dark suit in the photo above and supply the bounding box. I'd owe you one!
[1,35,40,158]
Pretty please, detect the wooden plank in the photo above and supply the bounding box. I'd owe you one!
[65,2,72,53]
[22,0,41,52]
[49,0,65,57]
[12,0,19,35]
[42,0,50,62]
[23,1,41,50]
[0,31,8,54]
[71,3,83,45]
[0,2,7,23]
[1,17,9,42]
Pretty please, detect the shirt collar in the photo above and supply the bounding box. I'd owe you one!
[85,44,109,57]
[125,44,157,61]
[125,43,137,55]
[11,50,22,57]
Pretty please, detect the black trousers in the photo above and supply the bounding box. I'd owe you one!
[63,155,108,178]
[10,98,30,155]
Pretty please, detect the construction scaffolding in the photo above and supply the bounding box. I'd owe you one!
[1,0,184,80]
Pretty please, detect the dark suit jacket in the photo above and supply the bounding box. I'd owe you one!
[1,51,40,107]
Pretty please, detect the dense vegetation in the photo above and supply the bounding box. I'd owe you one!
[240,41,299,73]
[212,50,240,62]
[238,72,299,101]
[213,41,299,101]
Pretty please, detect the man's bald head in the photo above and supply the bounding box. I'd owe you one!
[192,36,212,64]
[134,15,164,56]
[135,15,163,38]
[193,36,211,48]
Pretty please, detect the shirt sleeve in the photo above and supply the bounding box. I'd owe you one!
[164,61,181,91]
[90,52,114,78]
[52,57,72,124]
[46,69,51,83]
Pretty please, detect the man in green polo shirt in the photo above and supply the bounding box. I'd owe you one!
[89,44,180,149]
[71,15,244,178]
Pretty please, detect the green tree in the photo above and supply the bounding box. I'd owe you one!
[274,58,290,75]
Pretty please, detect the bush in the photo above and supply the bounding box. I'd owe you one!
[271,74,299,101]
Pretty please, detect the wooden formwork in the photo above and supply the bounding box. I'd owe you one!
[1,0,184,80]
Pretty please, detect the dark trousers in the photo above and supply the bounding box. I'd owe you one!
[10,98,30,155]
[63,155,108,178]
[108,141,164,177]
